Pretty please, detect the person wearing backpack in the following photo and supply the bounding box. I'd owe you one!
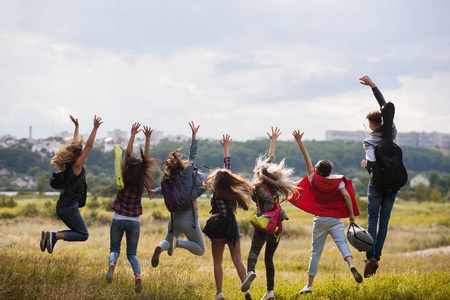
[106,123,157,293]
[41,115,102,254]
[359,75,400,277]
[241,127,298,300]
[202,134,254,300]
[290,130,363,295]
[150,121,207,267]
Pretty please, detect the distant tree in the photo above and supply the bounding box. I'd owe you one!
[414,183,431,202]
[37,173,48,195]
[429,171,439,186]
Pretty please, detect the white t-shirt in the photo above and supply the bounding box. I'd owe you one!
[113,212,140,222]
[308,173,345,189]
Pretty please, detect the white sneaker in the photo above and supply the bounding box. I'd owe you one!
[241,271,256,292]
[298,285,312,294]
[244,290,252,300]
[260,290,274,300]
[214,292,225,300]
[168,236,178,256]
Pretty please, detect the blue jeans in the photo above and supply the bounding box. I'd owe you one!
[109,219,141,274]
[56,204,89,242]
[366,180,397,261]
[159,210,206,256]
[307,216,352,276]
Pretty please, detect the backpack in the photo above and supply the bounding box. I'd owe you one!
[50,170,67,190]
[161,167,208,233]
[347,223,374,252]
[371,102,408,193]
[250,183,282,241]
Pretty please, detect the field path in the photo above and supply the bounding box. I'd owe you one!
[405,245,450,256]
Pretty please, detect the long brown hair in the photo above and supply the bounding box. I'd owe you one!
[203,169,252,213]
[51,138,84,171]
[253,156,298,201]
[161,148,192,182]
[123,147,158,195]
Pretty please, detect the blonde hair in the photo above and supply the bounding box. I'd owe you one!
[252,156,298,200]
[203,168,252,212]
[51,138,84,171]
[161,148,192,182]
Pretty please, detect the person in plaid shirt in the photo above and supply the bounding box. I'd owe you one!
[202,134,253,300]
[106,122,157,293]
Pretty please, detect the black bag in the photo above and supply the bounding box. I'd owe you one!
[50,170,67,189]
[203,215,232,239]
[371,102,408,193]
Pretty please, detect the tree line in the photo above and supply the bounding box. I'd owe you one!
[1,140,450,199]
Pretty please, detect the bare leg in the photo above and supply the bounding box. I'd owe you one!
[212,241,226,295]
[227,239,247,282]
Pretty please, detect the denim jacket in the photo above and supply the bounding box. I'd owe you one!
[154,139,199,196]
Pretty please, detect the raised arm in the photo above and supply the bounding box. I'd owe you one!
[359,75,386,108]
[73,115,103,175]
[292,130,314,175]
[142,125,153,159]
[220,134,232,170]
[124,122,141,166]
[70,115,79,140]
[189,121,199,141]
[267,127,281,157]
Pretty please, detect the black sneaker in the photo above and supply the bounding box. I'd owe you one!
[40,231,47,252]
[106,263,115,283]
[135,274,142,293]
[151,246,162,267]
[351,266,363,283]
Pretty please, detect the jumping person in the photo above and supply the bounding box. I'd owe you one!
[290,130,362,295]
[41,115,102,253]
[150,121,206,267]
[106,123,157,293]
[241,127,298,300]
[359,75,398,277]
[202,134,253,300]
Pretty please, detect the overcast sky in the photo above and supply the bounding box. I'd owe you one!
[1,1,449,141]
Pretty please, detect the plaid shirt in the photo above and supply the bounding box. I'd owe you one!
[110,187,143,217]
[211,156,231,217]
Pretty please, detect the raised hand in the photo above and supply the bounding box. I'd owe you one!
[143,125,153,139]
[267,126,281,142]
[292,130,305,143]
[70,115,79,127]
[219,134,232,148]
[130,122,141,136]
[189,121,200,140]
[359,75,376,88]
[93,115,103,129]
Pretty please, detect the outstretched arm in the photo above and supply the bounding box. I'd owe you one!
[124,122,141,166]
[292,130,314,175]
[267,127,281,157]
[70,115,79,140]
[220,134,232,158]
[189,121,199,140]
[73,115,103,175]
[359,75,386,108]
[143,125,153,159]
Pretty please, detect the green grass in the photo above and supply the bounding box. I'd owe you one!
[0,196,449,299]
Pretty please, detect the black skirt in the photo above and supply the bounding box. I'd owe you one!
[203,213,240,243]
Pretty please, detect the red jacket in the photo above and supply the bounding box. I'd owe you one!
[288,172,359,218]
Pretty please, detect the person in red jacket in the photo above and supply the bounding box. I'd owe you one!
[289,130,363,295]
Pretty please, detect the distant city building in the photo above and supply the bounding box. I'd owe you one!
[326,130,450,150]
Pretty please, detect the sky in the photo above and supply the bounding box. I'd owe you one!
[1,0,449,141]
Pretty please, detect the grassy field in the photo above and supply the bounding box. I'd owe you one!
[0,194,449,299]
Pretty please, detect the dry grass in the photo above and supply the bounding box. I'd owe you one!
[0,197,449,299]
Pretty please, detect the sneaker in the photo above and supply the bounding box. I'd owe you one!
[214,292,225,300]
[241,271,256,292]
[168,236,178,256]
[135,274,142,293]
[350,266,363,283]
[298,285,312,294]
[244,290,252,300]
[106,263,115,283]
[151,246,162,267]
[260,290,274,300]
[46,231,57,254]
[40,231,47,252]
[364,258,378,278]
